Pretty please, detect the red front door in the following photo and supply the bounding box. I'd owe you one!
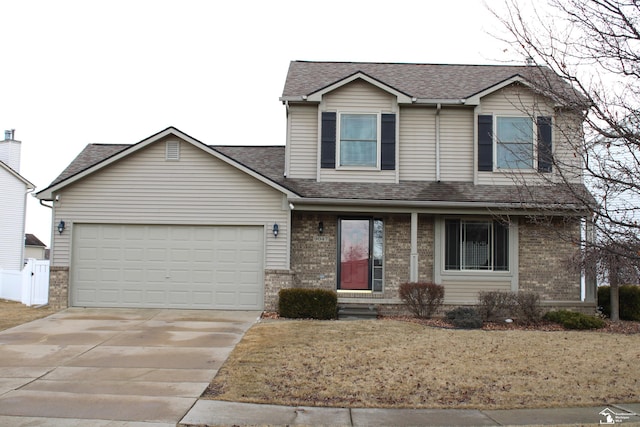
[339,219,370,290]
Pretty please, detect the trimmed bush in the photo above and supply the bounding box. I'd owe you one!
[543,310,606,330]
[398,282,445,319]
[445,307,483,329]
[598,285,640,321]
[278,288,337,320]
[477,291,542,325]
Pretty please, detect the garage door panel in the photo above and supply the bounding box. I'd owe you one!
[71,224,264,310]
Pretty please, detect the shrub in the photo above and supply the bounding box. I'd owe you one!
[477,291,516,321]
[477,291,542,325]
[398,282,445,319]
[516,292,542,326]
[543,310,606,330]
[278,288,337,320]
[598,285,640,321]
[445,307,483,329]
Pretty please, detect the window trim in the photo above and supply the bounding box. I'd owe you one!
[435,217,517,282]
[494,115,535,171]
[444,218,510,272]
[336,111,381,170]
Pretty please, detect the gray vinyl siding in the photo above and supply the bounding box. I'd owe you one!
[51,138,288,269]
[323,79,396,111]
[0,169,27,270]
[439,108,474,181]
[552,111,584,183]
[477,84,556,185]
[398,106,436,181]
[320,79,397,183]
[288,104,317,179]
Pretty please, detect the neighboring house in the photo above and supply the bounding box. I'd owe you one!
[25,234,47,260]
[36,61,595,313]
[0,130,35,271]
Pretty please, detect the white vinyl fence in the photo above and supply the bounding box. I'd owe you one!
[0,259,50,306]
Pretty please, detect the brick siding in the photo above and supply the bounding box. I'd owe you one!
[49,266,69,310]
[518,217,582,301]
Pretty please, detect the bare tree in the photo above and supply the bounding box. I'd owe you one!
[491,0,640,321]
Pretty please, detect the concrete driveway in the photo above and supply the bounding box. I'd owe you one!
[0,308,259,426]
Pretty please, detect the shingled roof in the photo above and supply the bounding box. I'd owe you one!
[43,141,590,210]
[281,60,584,106]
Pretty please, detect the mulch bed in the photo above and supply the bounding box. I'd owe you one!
[260,311,640,334]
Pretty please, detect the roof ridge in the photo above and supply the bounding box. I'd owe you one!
[292,60,531,68]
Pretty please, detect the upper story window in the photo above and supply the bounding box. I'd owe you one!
[340,113,378,167]
[496,116,533,169]
[321,111,396,171]
[478,114,552,173]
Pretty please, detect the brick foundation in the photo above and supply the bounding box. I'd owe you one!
[49,266,69,310]
[264,269,294,311]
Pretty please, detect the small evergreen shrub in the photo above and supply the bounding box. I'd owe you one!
[398,282,445,319]
[477,291,542,325]
[598,285,640,321]
[543,310,606,330]
[278,288,337,320]
[445,307,483,329]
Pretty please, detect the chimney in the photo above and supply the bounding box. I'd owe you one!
[0,129,21,172]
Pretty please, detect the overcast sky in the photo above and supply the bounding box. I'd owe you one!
[2,0,526,247]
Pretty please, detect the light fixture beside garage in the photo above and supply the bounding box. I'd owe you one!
[57,220,66,234]
[272,223,279,238]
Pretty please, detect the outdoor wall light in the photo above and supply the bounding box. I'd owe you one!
[318,221,324,234]
[57,220,66,234]
[272,223,279,238]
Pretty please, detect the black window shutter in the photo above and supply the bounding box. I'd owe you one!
[320,112,336,169]
[537,116,553,173]
[381,113,396,170]
[477,115,493,171]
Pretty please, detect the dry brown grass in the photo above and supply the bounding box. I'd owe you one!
[206,319,640,410]
[0,299,58,331]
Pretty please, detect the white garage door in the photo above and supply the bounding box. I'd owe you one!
[71,224,264,309]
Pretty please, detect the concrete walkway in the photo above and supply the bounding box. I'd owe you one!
[0,308,259,426]
[181,401,640,426]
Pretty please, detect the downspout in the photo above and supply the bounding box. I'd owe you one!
[435,103,442,182]
[284,101,290,178]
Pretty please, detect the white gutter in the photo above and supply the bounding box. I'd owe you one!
[435,103,442,182]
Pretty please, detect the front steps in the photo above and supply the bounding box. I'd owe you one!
[337,304,379,320]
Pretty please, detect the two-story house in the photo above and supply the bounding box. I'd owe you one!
[1,130,35,272]
[37,61,594,313]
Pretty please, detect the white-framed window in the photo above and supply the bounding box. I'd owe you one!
[445,219,509,271]
[338,113,379,168]
[495,116,534,169]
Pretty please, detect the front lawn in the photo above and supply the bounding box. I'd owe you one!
[205,319,640,410]
[0,299,57,331]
